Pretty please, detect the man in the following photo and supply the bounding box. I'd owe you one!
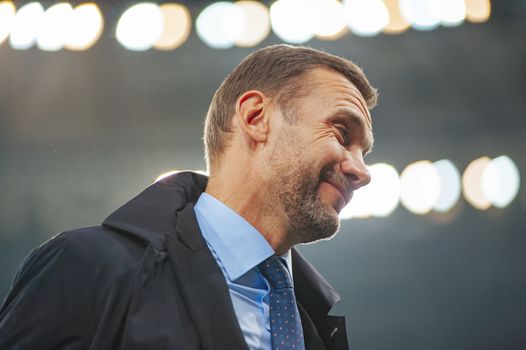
[0,45,377,350]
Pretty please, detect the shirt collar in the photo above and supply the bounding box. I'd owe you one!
[194,192,278,281]
[281,250,293,279]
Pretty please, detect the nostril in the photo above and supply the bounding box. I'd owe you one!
[348,173,359,182]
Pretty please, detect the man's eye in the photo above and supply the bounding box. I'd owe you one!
[336,126,350,145]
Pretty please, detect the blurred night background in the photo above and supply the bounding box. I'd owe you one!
[1,0,525,349]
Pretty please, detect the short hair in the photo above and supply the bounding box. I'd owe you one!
[203,44,378,171]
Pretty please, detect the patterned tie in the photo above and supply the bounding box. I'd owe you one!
[259,256,306,350]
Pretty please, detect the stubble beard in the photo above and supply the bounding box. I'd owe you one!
[268,146,341,245]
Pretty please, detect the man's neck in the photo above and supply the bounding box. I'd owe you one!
[205,175,296,255]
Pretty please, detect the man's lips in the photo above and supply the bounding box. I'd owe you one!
[323,180,352,206]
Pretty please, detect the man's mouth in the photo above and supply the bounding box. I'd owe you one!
[318,167,353,209]
[322,180,351,210]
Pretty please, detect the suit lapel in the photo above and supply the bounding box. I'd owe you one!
[317,315,348,350]
[298,301,327,350]
[293,249,349,350]
[166,203,249,350]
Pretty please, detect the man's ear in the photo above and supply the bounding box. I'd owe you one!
[235,90,269,143]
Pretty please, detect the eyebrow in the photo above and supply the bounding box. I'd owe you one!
[331,109,374,155]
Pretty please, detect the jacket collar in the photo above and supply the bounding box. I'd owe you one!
[102,171,207,250]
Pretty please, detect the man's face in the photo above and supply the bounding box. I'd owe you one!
[266,68,373,245]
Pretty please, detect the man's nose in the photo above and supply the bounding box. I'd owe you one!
[340,152,371,190]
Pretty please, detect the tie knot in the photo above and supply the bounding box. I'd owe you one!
[258,256,293,290]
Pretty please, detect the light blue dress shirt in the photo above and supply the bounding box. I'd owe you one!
[194,193,293,350]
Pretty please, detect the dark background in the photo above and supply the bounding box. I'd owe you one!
[1,1,525,349]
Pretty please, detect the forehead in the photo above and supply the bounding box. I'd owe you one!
[300,68,372,126]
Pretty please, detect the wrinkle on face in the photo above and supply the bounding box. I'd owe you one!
[326,108,374,156]
[311,69,372,121]
[311,123,337,143]
[323,79,372,127]
[295,69,374,157]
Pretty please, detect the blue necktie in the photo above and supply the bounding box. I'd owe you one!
[259,256,305,350]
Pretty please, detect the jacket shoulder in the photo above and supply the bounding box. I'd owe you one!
[15,225,147,284]
[0,225,150,349]
[56,225,147,270]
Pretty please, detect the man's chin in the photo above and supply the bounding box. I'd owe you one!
[319,198,346,219]
[299,223,341,245]
[295,203,341,244]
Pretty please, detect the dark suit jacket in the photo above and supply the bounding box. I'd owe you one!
[0,172,349,350]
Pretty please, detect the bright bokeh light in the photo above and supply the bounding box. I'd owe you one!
[344,0,389,37]
[233,1,270,47]
[196,2,244,49]
[313,0,347,40]
[116,3,164,51]
[432,159,461,212]
[340,163,400,219]
[462,156,491,210]
[64,3,104,51]
[399,0,441,30]
[0,1,16,45]
[465,0,491,23]
[9,2,44,50]
[481,156,520,208]
[339,184,371,219]
[270,0,316,44]
[439,0,466,27]
[400,160,441,215]
[154,3,191,50]
[383,0,410,34]
[36,3,73,51]
[366,163,401,217]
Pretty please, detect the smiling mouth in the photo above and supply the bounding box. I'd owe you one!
[322,181,348,209]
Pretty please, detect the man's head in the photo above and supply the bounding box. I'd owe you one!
[203,45,377,251]
[204,44,377,171]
